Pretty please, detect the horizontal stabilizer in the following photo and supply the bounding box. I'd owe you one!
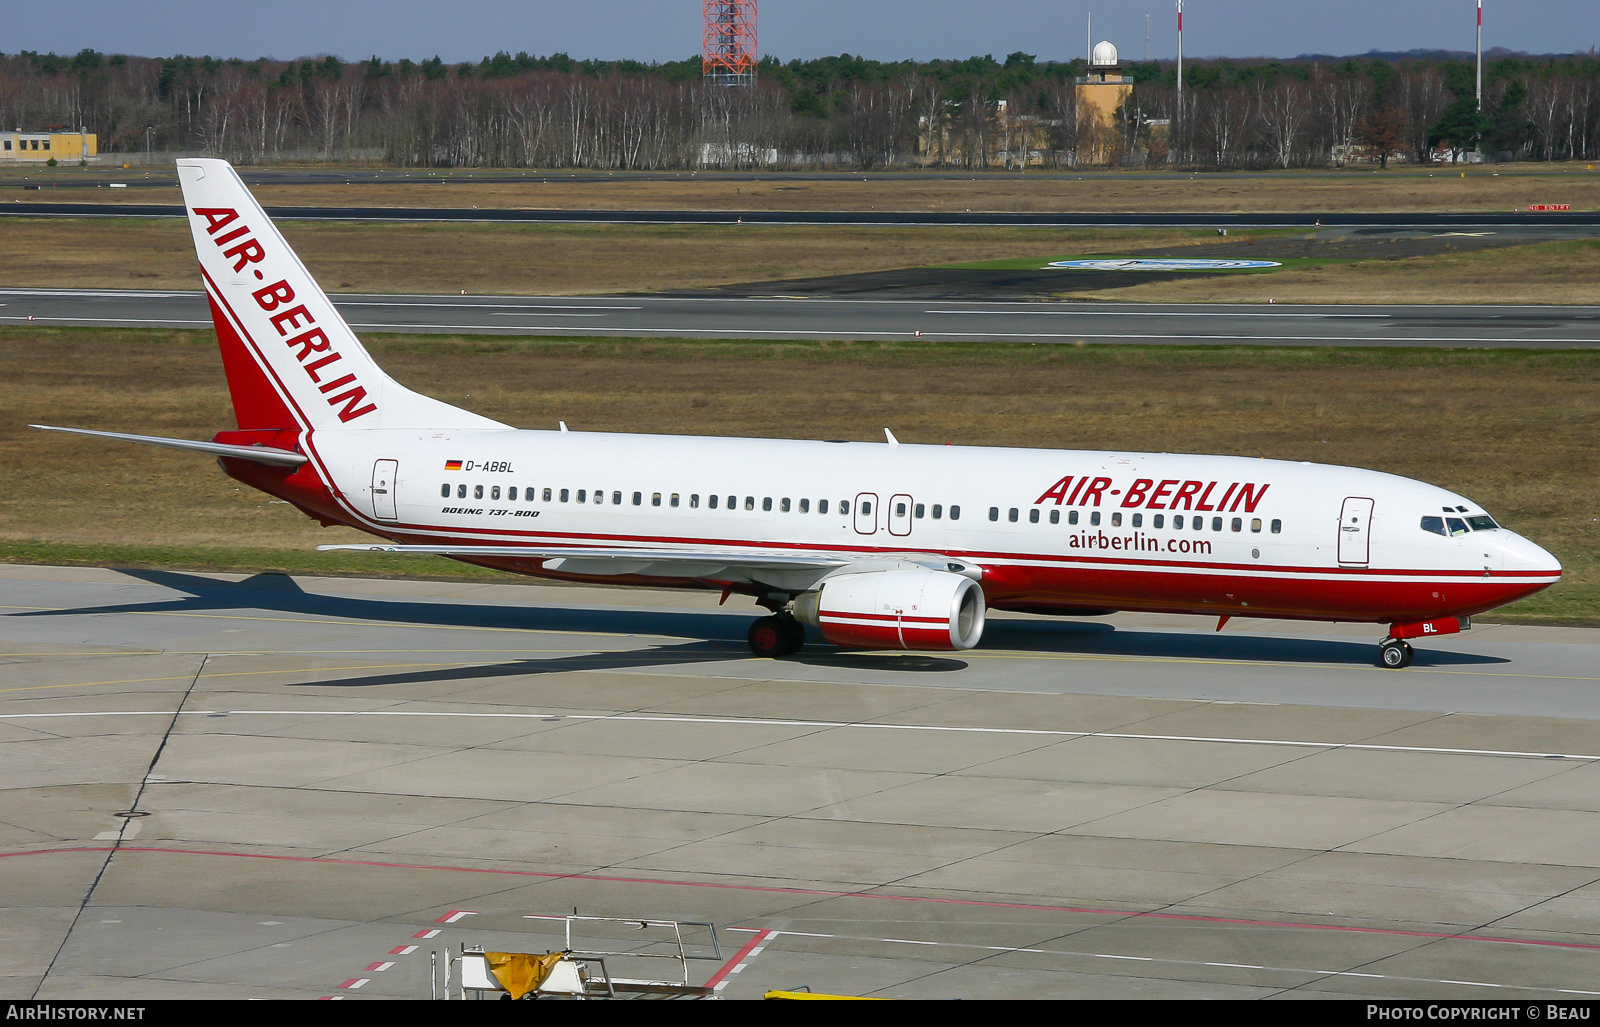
[32,424,308,466]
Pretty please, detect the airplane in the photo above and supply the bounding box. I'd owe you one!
[33,159,1562,670]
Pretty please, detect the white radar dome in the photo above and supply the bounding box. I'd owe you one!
[1091,40,1119,66]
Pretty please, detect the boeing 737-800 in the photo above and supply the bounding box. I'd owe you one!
[33,159,1562,668]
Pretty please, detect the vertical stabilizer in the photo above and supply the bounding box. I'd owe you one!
[176,159,506,432]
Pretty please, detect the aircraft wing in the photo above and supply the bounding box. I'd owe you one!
[317,543,976,587]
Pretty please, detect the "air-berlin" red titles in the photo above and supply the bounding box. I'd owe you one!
[194,207,377,424]
[1035,475,1270,513]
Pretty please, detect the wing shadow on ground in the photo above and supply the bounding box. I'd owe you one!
[981,618,1509,668]
[12,568,1506,672]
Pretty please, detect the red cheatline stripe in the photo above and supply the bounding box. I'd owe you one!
[10,845,1598,953]
[703,928,773,989]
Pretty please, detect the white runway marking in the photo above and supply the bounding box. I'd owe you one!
[739,927,1600,996]
[2,708,1595,762]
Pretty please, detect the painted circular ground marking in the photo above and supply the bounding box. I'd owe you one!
[1047,258,1284,271]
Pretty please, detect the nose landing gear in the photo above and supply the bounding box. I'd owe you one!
[1378,638,1414,669]
[748,614,806,658]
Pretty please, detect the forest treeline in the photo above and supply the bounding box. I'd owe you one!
[3,47,1598,169]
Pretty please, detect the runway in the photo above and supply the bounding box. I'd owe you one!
[6,199,1600,229]
[6,288,1600,348]
[6,564,1600,1000]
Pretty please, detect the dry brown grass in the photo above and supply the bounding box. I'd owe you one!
[0,217,1210,294]
[8,162,1600,213]
[3,329,1595,620]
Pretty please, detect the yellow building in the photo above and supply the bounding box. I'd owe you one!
[0,130,98,163]
[1075,41,1133,163]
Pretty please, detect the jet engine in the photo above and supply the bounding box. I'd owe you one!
[791,568,986,651]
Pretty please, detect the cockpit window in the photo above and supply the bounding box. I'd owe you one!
[1467,515,1499,531]
[1446,517,1469,536]
[1420,516,1446,536]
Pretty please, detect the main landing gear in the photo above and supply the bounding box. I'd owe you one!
[748,614,805,658]
[1378,638,1414,669]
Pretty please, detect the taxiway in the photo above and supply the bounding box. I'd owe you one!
[5,564,1600,999]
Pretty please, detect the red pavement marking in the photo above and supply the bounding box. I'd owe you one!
[14,845,1600,953]
[704,929,774,990]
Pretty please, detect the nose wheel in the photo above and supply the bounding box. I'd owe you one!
[1378,638,1414,669]
[748,615,805,658]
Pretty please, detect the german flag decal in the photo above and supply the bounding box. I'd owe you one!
[444,459,463,471]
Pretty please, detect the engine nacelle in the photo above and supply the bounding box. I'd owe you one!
[791,568,986,651]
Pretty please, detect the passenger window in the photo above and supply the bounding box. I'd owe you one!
[1110,512,1121,527]
[932,504,941,519]
[1069,510,1079,525]
[746,496,756,511]
[671,494,680,508]
[950,505,960,520]
[762,497,772,511]
[799,498,809,513]
[861,500,871,515]
[441,484,450,498]
[897,502,908,517]
[709,494,719,509]
[491,486,501,501]
[1271,519,1282,534]
[1131,513,1142,528]
[839,500,849,515]
[692,494,701,508]
[653,493,662,507]
[560,489,569,502]
[1153,514,1164,528]
[781,498,790,512]
[1173,514,1183,529]
[820,500,829,514]
[458,484,467,499]
[1008,508,1018,522]
[1049,509,1059,524]
[509,487,518,501]
[634,492,643,506]
[1212,517,1223,531]
[474,485,484,500]
[613,491,622,505]
[1028,508,1039,523]
[1090,511,1100,526]
[1231,517,1242,532]
[577,489,586,503]
[542,488,552,501]
[727,495,736,509]
[914,503,924,518]
[1421,516,1446,536]
[989,507,999,522]
[1250,518,1261,533]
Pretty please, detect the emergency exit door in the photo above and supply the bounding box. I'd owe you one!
[1338,496,1373,565]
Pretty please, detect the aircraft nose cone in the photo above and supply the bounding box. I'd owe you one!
[1499,532,1562,576]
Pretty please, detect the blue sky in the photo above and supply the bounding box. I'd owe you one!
[10,1,1596,64]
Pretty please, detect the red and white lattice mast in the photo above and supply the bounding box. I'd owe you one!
[703,0,757,87]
